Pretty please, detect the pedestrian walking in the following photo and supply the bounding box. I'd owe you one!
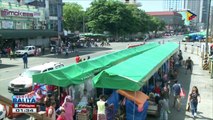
[185,57,193,74]
[10,49,14,60]
[191,43,194,54]
[178,50,183,66]
[62,95,75,120]
[75,55,80,63]
[37,47,41,56]
[172,80,182,111]
[159,94,169,120]
[161,83,171,113]
[22,53,28,69]
[188,86,201,118]
[65,47,68,57]
[184,44,187,52]
[7,47,11,58]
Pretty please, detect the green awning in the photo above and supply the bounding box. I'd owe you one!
[32,42,160,87]
[93,42,179,91]
[0,30,57,39]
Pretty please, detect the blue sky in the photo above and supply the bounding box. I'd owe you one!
[62,0,164,12]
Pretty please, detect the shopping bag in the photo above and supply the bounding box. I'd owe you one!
[186,103,190,111]
[180,88,186,98]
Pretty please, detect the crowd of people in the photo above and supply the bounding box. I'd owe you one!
[138,49,199,120]
[148,49,201,120]
[33,87,75,120]
[32,85,115,120]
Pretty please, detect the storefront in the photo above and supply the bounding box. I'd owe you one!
[0,1,57,49]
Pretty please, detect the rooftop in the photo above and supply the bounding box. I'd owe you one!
[146,11,182,17]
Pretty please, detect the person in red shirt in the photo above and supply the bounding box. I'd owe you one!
[154,85,161,95]
[75,55,80,63]
[57,109,66,120]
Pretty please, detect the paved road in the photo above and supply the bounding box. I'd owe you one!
[0,36,183,120]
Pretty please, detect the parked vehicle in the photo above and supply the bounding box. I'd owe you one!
[15,46,36,56]
[8,62,64,94]
[0,104,7,120]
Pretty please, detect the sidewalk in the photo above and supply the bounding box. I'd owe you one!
[168,43,213,120]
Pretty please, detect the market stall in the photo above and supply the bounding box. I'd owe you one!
[32,43,160,119]
[33,42,159,87]
[93,42,179,119]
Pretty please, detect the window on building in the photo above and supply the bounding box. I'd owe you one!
[49,4,57,16]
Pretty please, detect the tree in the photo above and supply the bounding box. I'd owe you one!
[63,3,85,32]
[126,5,150,34]
[149,17,166,37]
[86,0,136,37]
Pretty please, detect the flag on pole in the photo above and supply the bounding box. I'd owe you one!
[187,10,197,21]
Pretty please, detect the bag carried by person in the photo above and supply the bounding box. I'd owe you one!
[180,88,186,98]
[186,103,190,111]
[179,84,186,98]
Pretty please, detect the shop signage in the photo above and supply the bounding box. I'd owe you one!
[1,9,40,18]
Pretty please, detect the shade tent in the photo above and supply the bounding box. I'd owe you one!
[32,43,160,87]
[93,42,179,91]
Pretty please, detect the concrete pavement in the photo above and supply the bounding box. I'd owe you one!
[167,43,213,120]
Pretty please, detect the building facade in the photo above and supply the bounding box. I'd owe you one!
[185,0,202,24]
[164,0,185,11]
[201,0,209,27]
[0,0,59,49]
[210,6,213,35]
[147,11,184,33]
[184,0,209,29]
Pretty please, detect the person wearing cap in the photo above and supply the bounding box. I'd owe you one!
[62,95,75,120]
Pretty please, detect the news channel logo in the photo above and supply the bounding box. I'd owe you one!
[12,95,36,103]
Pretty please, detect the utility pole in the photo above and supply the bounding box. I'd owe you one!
[57,0,63,40]
[203,0,211,70]
[206,0,211,54]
